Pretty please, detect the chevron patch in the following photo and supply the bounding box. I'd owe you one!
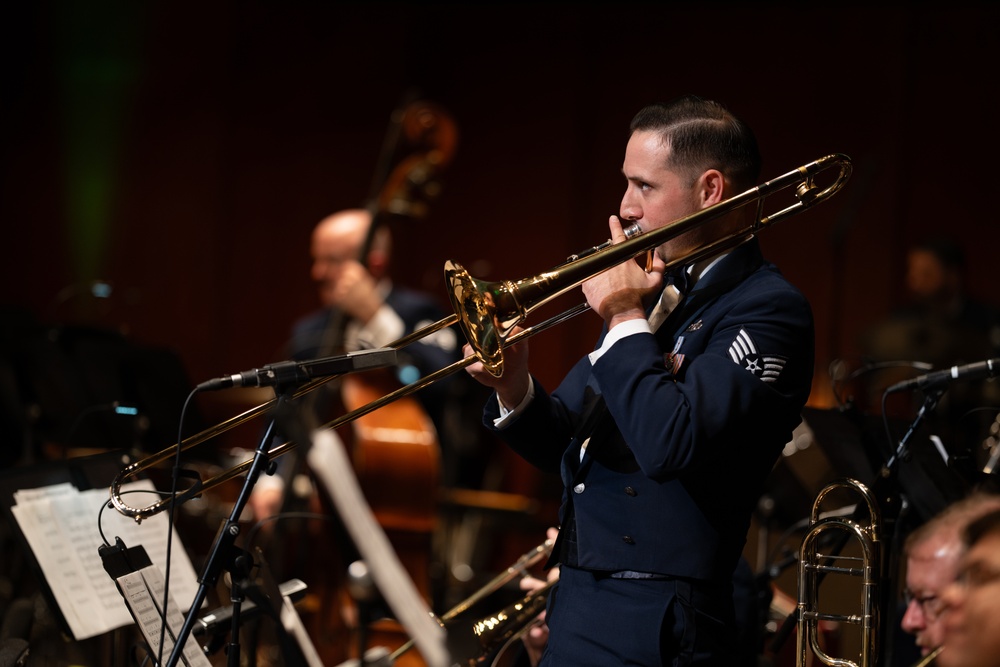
[727,328,787,383]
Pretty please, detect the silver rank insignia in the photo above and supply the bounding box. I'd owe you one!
[728,328,787,383]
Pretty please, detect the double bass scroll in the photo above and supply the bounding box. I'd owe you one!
[366,99,458,222]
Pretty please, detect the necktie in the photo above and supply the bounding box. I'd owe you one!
[648,268,689,331]
[667,266,691,295]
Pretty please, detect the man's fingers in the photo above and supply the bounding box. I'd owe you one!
[608,215,626,243]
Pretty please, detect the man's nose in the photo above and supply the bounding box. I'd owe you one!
[619,191,640,221]
[900,600,925,632]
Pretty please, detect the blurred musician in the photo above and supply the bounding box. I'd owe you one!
[900,491,1000,665]
[249,208,459,521]
[937,507,1000,667]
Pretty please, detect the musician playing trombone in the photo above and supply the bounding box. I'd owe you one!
[465,95,816,665]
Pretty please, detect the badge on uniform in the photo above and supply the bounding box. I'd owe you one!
[728,328,787,383]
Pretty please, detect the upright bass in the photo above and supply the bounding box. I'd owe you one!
[303,99,458,667]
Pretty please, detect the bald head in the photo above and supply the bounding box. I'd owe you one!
[309,209,392,308]
[312,209,370,256]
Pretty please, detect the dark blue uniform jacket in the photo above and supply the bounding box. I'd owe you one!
[485,238,814,582]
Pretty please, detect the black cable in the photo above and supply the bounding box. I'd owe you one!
[881,389,895,465]
[158,387,200,667]
[244,511,337,552]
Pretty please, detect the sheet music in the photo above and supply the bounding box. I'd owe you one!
[117,564,212,667]
[10,479,202,640]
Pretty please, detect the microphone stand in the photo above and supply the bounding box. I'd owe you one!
[882,387,945,476]
[163,348,400,666]
[164,393,287,667]
[874,387,944,667]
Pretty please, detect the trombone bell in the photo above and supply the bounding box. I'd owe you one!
[444,262,507,378]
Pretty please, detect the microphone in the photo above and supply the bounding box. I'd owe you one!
[886,358,1000,393]
[196,348,398,391]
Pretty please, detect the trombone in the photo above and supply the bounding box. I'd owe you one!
[797,478,881,667]
[110,153,852,522]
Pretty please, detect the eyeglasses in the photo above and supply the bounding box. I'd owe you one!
[954,561,1000,590]
[902,589,946,620]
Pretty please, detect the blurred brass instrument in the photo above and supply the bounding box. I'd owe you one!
[797,478,881,667]
[389,539,554,665]
[911,646,943,667]
[110,153,852,524]
[463,580,553,667]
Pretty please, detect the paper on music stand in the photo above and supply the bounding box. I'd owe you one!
[10,479,202,640]
[307,428,449,667]
[117,562,212,667]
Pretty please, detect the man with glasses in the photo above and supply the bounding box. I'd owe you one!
[938,507,1000,667]
[900,491,1000,661]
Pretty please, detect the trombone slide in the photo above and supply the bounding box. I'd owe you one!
[108,154,852,524]
[796,478,881,667]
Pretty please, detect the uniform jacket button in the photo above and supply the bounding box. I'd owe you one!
[622,535,635,545]
[624,486,637,496]
[573,483,585,494]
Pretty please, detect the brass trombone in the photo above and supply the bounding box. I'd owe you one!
[796,478,881,667]
[109,153,852,522]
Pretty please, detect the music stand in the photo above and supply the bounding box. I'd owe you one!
[0,449,130,640]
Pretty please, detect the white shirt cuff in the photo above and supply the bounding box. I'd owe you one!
[493,377,536,428]
[587,319,650,365]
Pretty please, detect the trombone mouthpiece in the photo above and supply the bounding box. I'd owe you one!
[622,221,643,239]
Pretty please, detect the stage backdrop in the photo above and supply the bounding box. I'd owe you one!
[2,3,999,437]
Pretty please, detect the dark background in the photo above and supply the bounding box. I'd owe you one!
[5,2,1000,408]
[2,3,998,663]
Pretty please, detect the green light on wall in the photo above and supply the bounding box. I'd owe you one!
[53,1,145,287]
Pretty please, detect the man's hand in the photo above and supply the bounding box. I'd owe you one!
[325,260,383,323]
[463,326,530,409]
[581,216,664,329]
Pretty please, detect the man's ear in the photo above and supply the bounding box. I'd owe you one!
[698,169,726,207]
[366,225,393,279]
[367,248,390,280]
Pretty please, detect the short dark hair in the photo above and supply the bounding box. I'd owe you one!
[630,95,761,193]
[964,507,1000,548]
